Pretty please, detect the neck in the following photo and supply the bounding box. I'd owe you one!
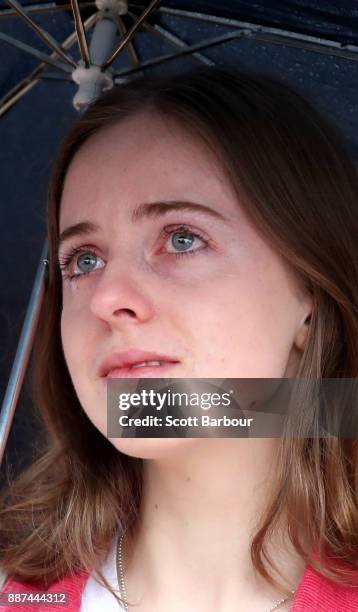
[123,439,305,612]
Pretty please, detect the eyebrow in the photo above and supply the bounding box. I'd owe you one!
[58,200,229,248]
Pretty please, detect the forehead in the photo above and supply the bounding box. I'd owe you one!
[59,111,240,228]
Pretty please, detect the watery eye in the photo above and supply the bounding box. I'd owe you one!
[170,231,196,252]
[76,252,99,273]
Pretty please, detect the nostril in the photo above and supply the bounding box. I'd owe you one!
[116,308,136,318]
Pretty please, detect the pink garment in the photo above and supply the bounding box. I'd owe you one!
[1,561,357,611]
[0,569,89,612]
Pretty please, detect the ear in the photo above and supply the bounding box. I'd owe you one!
[294,312,312,351]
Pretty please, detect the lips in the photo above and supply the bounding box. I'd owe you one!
[99,349,180,378]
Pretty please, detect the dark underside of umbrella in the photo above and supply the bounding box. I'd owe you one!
[0,0,357,475]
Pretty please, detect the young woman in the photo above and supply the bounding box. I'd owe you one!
[0,66,357,611]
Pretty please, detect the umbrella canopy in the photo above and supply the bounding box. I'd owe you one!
[1,0,358,475]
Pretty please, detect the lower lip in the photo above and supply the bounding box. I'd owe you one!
[104,362,179,378]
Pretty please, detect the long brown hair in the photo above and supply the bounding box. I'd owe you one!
[0,67,357,603]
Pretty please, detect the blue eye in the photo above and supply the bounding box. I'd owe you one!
[77,252,98,272]
[164,226,208,257]
[171,231,195,251]
[59,247,104,281]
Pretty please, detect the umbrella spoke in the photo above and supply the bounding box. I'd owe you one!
[146,23,215,66]
[70,0,91,67]
[246,31,358,62]
[116,14,140,68]
[6,0,76,67]
[114,30,244,80]
[0,3,95,17]
[0,74,39,116]
[102,0,160,70]
[0,11,99,116]
[0,32,73,71]
[128,10,213,66]
[39,71,73,80]
[129,4,238,27]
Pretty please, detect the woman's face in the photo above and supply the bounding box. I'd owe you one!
[59,111,312,457]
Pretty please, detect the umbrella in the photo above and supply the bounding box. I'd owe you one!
[1,0,358,475]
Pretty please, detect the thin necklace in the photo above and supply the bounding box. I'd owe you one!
[116,533,296,611]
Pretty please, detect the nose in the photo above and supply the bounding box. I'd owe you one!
[89,262,155,326]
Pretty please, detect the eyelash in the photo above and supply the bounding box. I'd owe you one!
[58,225,210,282]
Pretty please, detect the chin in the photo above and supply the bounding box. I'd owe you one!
[110,437,199,460]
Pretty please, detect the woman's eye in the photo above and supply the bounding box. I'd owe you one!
[163,226,208,257]
[76,252,102,273]
[59,248,104,281]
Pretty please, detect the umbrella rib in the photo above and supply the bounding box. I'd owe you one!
[6,0,76,67]
[0,2,95,17]
[114,30,244,80]
[128,10,213,66]
[0,12,99,117]
[0,76,39,116]
[116,14,140,67]
[246,30,358,62]
[147,23,215,65]
[70,0,90,67]
[102,0,160,70]
[39,71,73,80]
[0,32,73,72]
[141,5,358,62]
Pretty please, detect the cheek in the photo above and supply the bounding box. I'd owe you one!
[61,305,81,370]
[60,286,92,357]
[60,305,93,397]
[61,289,113,434]
[183,279,295,378]
[60,309,72,368]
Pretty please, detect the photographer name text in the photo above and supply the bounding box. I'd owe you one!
[118,415,253,428]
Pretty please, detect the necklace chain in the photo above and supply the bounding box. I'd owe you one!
[116,532,296,612]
